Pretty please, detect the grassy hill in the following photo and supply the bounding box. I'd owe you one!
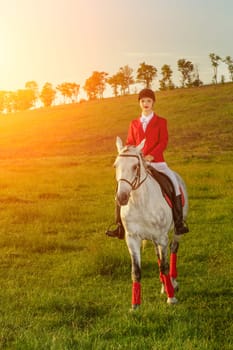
[0,83,232,160]
[0,84,232,349]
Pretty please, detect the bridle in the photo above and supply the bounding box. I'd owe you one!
[116,153,148,190]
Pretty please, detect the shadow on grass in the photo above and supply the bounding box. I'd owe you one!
[0,196,35,204]
[37,299,109,330]
[84,248,130,279]
[38,193,62,200]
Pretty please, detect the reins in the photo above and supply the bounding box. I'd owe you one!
[117,153,148,190]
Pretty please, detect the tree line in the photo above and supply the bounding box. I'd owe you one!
[0,52,232,113]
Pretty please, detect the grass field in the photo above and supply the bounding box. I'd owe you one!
[0,84,232,349]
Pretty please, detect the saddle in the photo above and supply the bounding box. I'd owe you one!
[147,165,176,208]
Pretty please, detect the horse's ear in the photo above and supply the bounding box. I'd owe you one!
[136,139,146,153]
[116,136,123,153]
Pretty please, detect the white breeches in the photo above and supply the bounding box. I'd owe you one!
[149,162,180,196]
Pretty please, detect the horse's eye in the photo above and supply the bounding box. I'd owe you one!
[133,165,138,171]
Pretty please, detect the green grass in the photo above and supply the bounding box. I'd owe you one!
[0,84,233,349]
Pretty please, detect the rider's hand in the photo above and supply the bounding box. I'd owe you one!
[144,154,154,162]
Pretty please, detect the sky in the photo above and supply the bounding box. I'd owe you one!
[1,0,233,97]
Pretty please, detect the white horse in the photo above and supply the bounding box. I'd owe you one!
[114,136,188,309]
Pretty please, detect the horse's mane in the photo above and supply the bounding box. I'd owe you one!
[119,145,149,170]
[120,145,139,154]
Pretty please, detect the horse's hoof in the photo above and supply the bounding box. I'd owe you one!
[171,278,179,292]
[167,297,178,305]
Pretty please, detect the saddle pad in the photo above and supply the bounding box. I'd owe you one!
[147,165,174,197]
[147,165,185,208]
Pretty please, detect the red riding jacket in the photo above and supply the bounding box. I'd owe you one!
[126,113,168,162]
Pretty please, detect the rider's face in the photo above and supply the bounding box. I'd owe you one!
[139,97,154,115]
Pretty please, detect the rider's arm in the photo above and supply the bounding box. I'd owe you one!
[145,118,168,162]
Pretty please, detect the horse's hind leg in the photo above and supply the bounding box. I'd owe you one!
[126,236,141,310]
[170,239,179,291]
[153,242,165,294]
[158,244,178,304]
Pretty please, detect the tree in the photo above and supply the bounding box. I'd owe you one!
[209,53,221,84]
[25,80,39,107]
[223,56,233,82]
[136,62,157,88]
[118,65,134,94]
[177,59,194,87]
[56,82,80,103]
[108,73,122,97]
[159,64,175,90]
[69,83,80,102]
[40,83,56,107]
[108,65,134,96]
[15,89,35,111]
[3,91,16,113]
[83,71,108,100]
[190,65,203,87]
[0,91,6,112]
[3,89,35,112]
[1,88,38,113]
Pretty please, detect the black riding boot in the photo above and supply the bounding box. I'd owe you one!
[172,195,189,235]
[105,203,125,239]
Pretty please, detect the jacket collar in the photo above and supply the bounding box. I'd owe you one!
[138,113,158,127]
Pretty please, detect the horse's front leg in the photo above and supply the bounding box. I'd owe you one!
[170,239,180,291]
[159,244,178,304]
[126,235,141,310]
[153,242,165,294]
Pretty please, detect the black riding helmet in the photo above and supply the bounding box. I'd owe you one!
[138,88,156,102]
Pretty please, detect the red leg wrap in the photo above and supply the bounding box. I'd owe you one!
[162,274,174,298]
[170,253,177,279]
[180,186,185,206]
[160,271,165,284]
[132,282,141,306]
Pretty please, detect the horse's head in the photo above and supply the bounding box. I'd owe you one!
[114,137,147,206]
